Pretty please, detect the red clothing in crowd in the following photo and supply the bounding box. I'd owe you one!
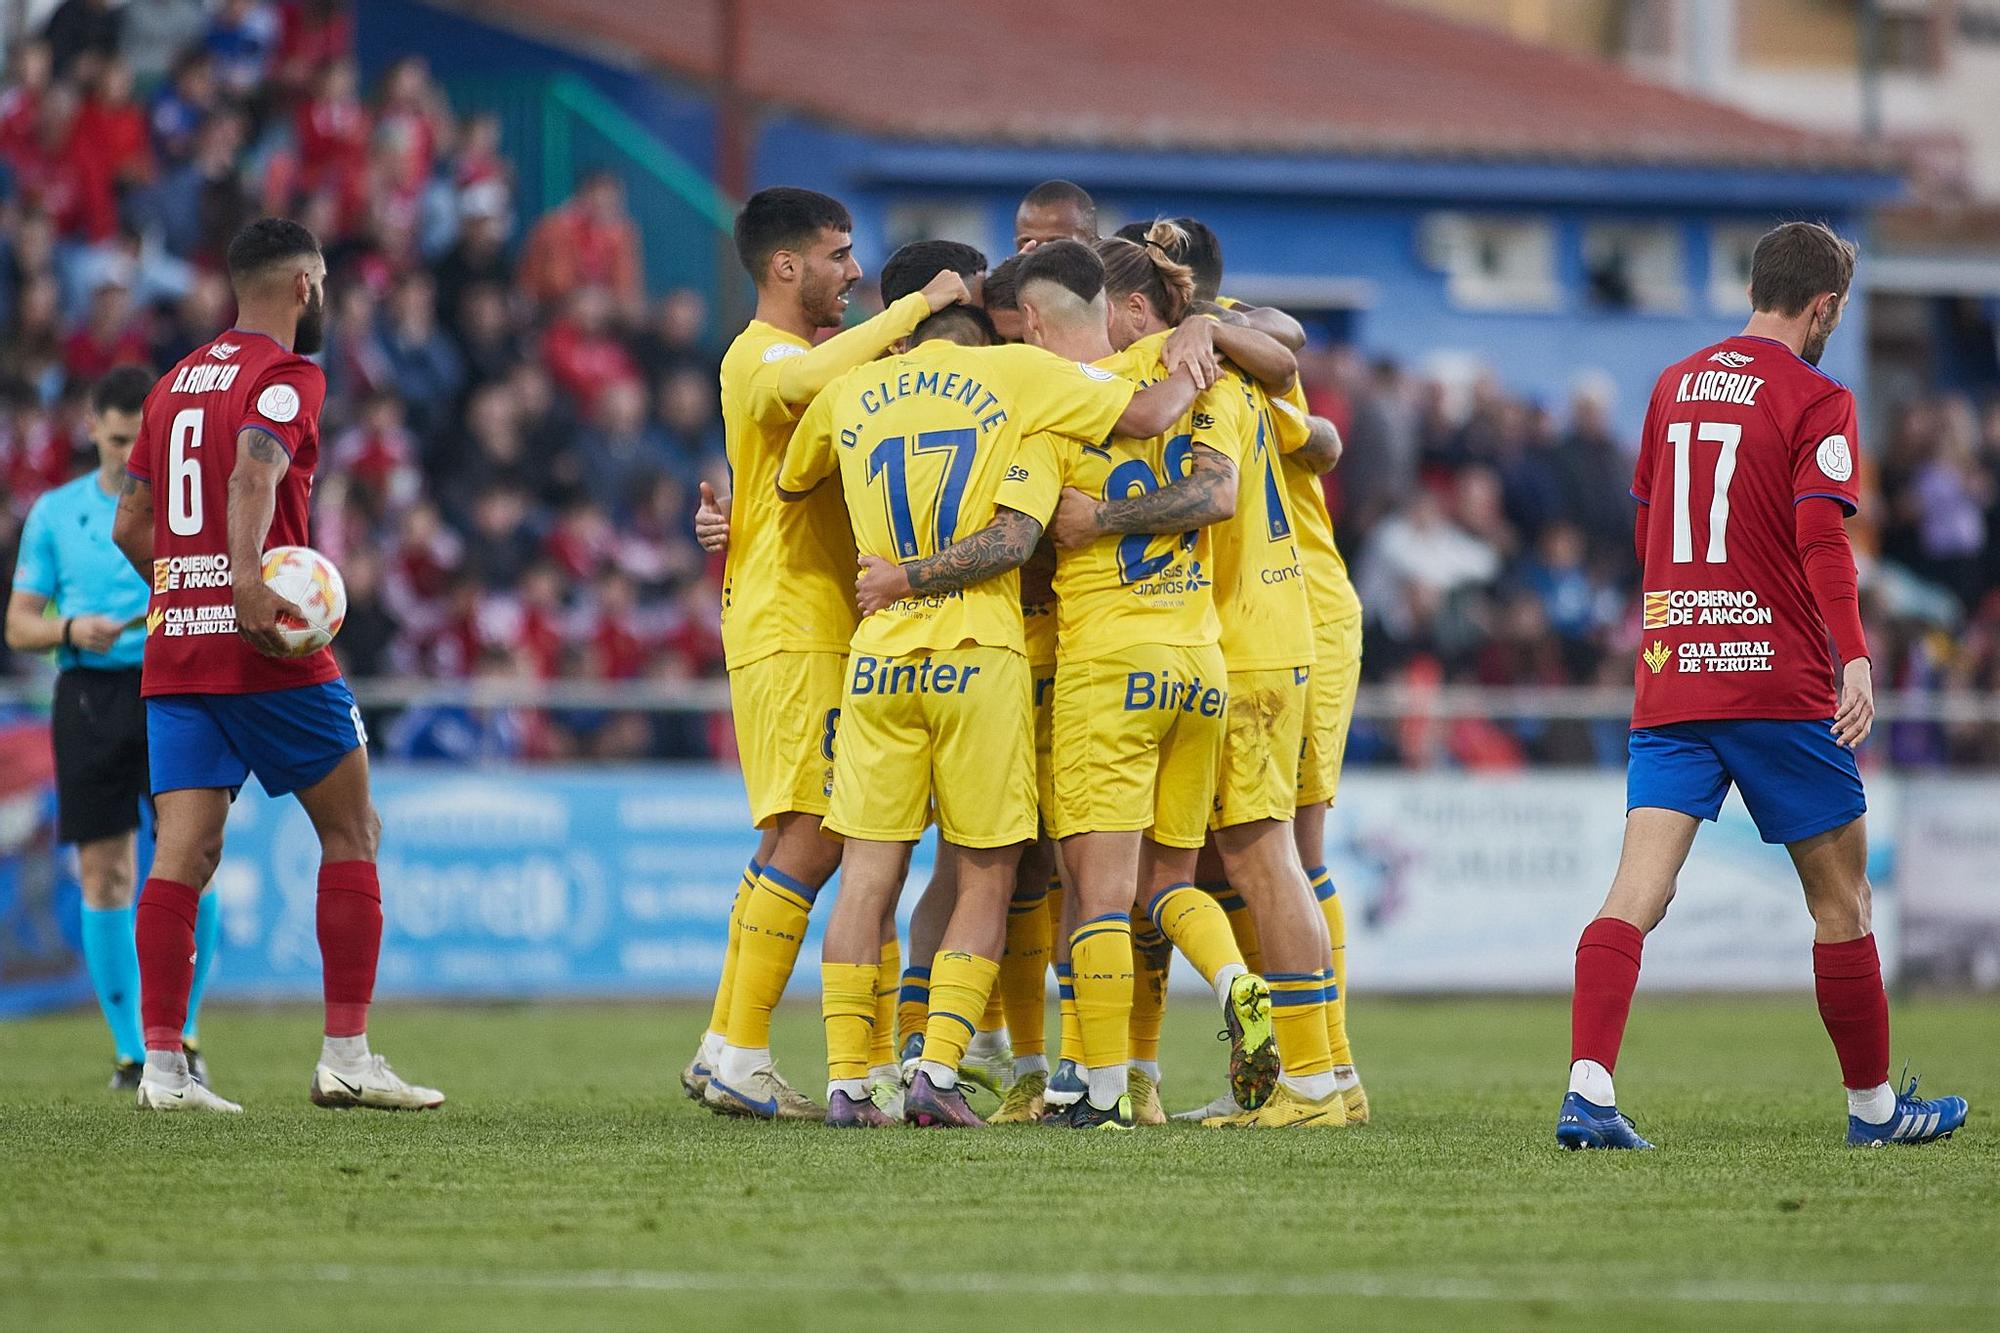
[517,203,643,311]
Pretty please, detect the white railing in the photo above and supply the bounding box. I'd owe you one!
[6,678,2000,723]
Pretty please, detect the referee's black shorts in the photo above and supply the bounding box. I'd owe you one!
[52,667,149,845]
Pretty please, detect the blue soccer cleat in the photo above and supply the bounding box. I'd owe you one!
[1847,1077,1968,1148]
[1556,1091,1654,1150]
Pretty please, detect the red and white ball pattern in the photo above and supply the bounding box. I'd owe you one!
[259,545,347,657]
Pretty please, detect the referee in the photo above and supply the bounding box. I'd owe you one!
[5,364,220,1090]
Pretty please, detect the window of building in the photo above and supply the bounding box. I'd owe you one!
[1708,224,1764,313]
[1419,213,1560,311]
[883,200,991,260]
[1582,223,1687,312]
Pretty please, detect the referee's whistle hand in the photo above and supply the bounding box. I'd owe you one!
[69,615,125,654]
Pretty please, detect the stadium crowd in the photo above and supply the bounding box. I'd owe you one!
[0,1,1996,768]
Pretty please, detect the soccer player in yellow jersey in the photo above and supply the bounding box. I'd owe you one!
[692,188,971,1121]
[1004,237,1271,1130]
[1014,180,1098,253]
[1163,216,1373,1124]
[1053,224,1343,1129]
[783,315,1199,1128]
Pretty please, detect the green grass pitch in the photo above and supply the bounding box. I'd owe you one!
[1,994,1994,1331]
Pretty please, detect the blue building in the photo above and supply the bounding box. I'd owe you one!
[374,0,1902,434]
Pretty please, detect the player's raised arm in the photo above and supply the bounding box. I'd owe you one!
[767,271,967,407]
[1289,415,1344,475]
[1162,315,1298,393]
[1194,297,1308,353]
[1112,363,1201,439]
[227,428,305,657]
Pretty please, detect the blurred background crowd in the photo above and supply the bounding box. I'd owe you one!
[1,1,1997,770]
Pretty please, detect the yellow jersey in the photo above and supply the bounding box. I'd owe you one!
[1052,330,1253,664]
[1271,379,1362,625]
[716,293,933,669]
[779,340,1136,658]
[1212,365,1316,671]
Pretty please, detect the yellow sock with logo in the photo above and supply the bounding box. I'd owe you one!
[920,951,1001,1073]
[821,962,878,1087]
[1055,962,1082,1065]
[725,865,819,1050]
[1269,971,1335,1094]
[1129,918,1170,1064]
[705,859,760,1038]
[1149,882,1244,988]
[1069,914,1134,1074]
[1308,865,1355,1067]
[1207,881,1264,976]
[1001,879,1052,1058]
[897,964,930,1052]
[872,936,901,1070]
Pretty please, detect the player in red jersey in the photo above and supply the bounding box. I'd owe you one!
[111,218,443,1113]
[1556,222,1965,1149]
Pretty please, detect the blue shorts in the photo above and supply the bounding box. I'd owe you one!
[1627,719,1865,845]
[147,679,366,798]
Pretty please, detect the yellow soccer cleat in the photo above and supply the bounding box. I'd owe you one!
[1127,1067,1167,1126]
[990,1069,1048,1124]
[1202,1083,1345,1129]
[1343,1080,1371,1125]
[1223,973,1278,1111]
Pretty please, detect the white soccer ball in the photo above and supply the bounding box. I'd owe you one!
[259,544,347,657]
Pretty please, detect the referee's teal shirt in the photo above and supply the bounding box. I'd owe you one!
[11,472,149,670]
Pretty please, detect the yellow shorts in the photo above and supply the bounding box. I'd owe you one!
[1211,666,1309,830]
[1297,613,1362,807]
[729,651,845,828]
[1050,643,1228,851]
[1032,658,1058,831]
[826,645,1036,849]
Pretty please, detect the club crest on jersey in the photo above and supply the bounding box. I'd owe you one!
[1644,640,1671,674]
[1076,362,1117,382]
[208,342,241,361]
[1708,349,1755,369]
[761,342,806,363]
[257,384,301,423]
[1817,433,1854,482]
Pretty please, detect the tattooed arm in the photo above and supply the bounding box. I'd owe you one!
[1290,415,1344,475]
[853,507,1046,613]
[112,474,155,575]
[1049,445,1237,550]
[227,428,305,658]
[1191,298,1308,353]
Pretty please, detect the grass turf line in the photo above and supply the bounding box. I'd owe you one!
[0,994,1993,1332]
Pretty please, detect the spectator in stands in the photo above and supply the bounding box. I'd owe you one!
[574,378,672,520]
[542,284,638,417]
[202,0,280,101]
[517,168,643,318]
[434,201,513,338]
[9,83,115,242]
[78,58,153,195]
[121,1,211,94]
[634,287,719,382]
[1554,380,1635,567]
[43,0,122,80]
[462,485,542,591]
[656,366,724,486]
[1356,485,1501,665]
[60,281,149,382]
[371,270,463,441]
[0,42,54,161]
[147,48,217,167]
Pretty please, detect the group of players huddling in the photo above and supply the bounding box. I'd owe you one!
[14,183,1967,1144]
[676,180,1968,1142]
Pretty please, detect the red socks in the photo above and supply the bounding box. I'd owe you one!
[1570,917,1645,1070]
[1813,934,1890,1090]
[318,861,383,1038]
[136,877,203,1051]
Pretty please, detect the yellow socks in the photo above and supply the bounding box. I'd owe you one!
[1308,865,1355,1067]
[705,859,760,1037]
[1207,881,1264,975]
[872,936,900,1070]
[725,865,818,1051]
[897,963,930,1052]
[979,981,1006,1033]
[821,961,878,1090]
[1268,970,1334,1096]
[1001,880,1052,1058]
[1069,914,1134,1073]
[1149,882,1244,989]
[1055,961,1082,1065]
[1129,918,1170,1064]
[919,951,1001,1073]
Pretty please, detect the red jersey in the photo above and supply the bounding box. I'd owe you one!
[1630,334,1862,728]
[130,331,341,696]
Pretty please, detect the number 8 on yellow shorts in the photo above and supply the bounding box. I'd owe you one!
[728,650,846,829]
[827,645,1037,848]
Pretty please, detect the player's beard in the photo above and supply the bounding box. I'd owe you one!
[1800,302,1838,366]
[800,270,853,330]
[294,285,327,356]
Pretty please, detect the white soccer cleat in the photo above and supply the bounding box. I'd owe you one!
[310,1054,445,1111]
[1171,1090,1242,1123]
[137,1072,242,1114]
